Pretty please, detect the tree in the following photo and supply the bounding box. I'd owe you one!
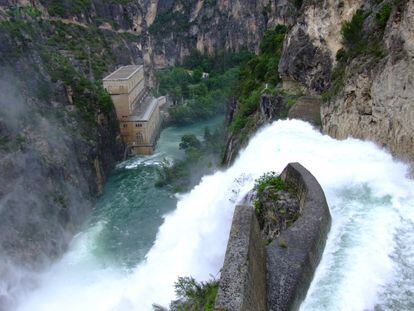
[179,134,202,150]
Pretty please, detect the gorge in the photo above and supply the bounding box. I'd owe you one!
[0,0,413,310]
[14,120,414,311]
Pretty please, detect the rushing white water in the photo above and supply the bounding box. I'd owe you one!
[17,120,414,311]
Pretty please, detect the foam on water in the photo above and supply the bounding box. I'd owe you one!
[17,120,414,311]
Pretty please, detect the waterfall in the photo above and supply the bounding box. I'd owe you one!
[17,120,414,311]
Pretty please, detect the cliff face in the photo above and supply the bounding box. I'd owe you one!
[321,0,414,168]
[143,0,296,83]
[279,0,414,170]
[279,0,363,94]
[0,2,142,306]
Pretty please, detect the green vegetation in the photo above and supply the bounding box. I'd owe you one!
[253,171,300,242]
[255,171,287,197]
[340,9,367,54]
[157,50,252,125]
[323,4,393,102]
[39,0,92,17]
[253,172,289,215]
[154,277,219,311]
[149,11,191,38]
[279,239,288,248]
[148,0,197,41]
[376,3,392,30]
[230,25,287,133]
[253,171,287,214]
[156,127,224,192]
[0,10,139,123]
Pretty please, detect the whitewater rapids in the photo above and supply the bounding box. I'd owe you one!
[17,120,414,311]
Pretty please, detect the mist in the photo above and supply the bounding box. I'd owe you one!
[0,70,94,310]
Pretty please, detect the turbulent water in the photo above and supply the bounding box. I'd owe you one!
[17,119,413,311]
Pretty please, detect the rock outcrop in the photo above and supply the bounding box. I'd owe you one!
[223,93,287,165]
[321,0,414,169]
[279,0,363,94]
[278,0,414,170]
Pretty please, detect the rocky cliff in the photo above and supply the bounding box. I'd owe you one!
[222,0,414,172]
[278,0,413,170]
[0,1,143,307]
[321,0,414,169]
[144,0,296,71]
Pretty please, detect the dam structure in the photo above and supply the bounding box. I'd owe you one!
[103,65,165,155]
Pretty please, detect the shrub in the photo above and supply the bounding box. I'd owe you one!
[376,3,392,30]
[171,277,219,311]
[341,9,367,54]
[254,171,287,198]
[230,24,287,133]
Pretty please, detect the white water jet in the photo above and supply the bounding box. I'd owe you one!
[17,120,414,311]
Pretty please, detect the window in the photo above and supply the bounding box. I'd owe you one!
[123,124,128,128]
[135,123,143,127]
[136,132,144,144]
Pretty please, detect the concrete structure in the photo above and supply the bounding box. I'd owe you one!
[215,205,267,311]
[103,65,163,155]
[215,163,331,311]
[268,163,331,311]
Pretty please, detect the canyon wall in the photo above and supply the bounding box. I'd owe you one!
[278,0,413,170]
[0,2,141,303]
[321,0,414,168]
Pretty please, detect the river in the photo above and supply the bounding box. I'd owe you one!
[17,119,413,311]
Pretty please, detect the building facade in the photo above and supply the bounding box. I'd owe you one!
[103,65,163,155]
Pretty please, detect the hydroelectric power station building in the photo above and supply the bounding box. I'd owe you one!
[103,65,165,155]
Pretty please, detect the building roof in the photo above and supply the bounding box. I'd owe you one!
[103,65,143,81]
[128,97,159,122]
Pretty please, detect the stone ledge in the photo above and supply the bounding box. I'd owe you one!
[214,204,267,311]
[267,162,331,311]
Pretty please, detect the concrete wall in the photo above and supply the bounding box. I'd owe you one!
[215,163,331,311]
[214,205,267,311]
[267,162,331,311]
[111,93,131,118]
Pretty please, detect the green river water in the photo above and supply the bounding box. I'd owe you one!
[88,116,225,269]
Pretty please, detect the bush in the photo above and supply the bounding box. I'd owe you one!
[156,128,224,192]
[376,3,392,30]
[153,277,218,311]
[254,171,287,198]
[230,24,287,133]
[341,9,367,53]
